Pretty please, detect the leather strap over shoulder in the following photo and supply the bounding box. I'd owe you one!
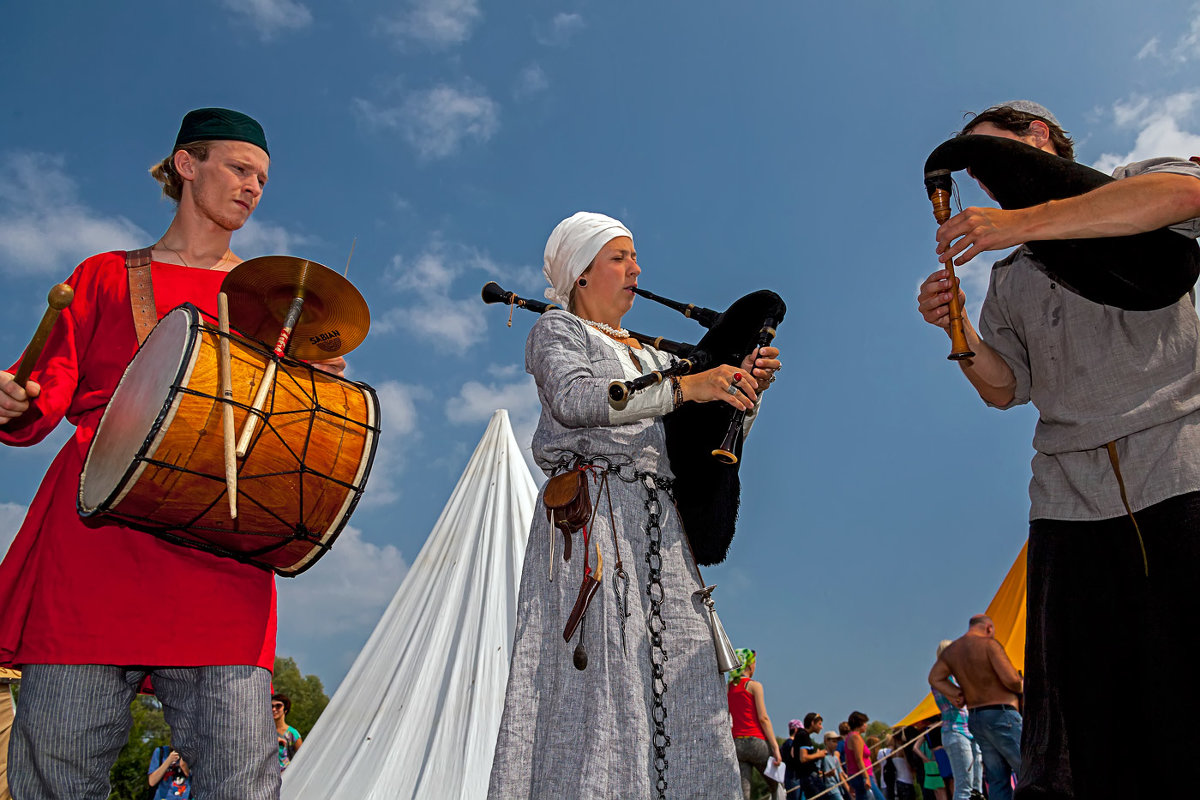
[125,248,156,345]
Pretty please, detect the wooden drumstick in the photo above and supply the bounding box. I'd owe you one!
[930,186,976,361]
[13,283,74,387]
[236,293,305,458]
[217,292,238,519]
[236,361,276,457]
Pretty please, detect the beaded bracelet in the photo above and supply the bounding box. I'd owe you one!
[670,375,684,409]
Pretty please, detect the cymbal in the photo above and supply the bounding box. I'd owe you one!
[221,255,371,360]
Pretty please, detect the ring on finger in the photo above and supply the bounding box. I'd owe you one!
[725,384,740,396]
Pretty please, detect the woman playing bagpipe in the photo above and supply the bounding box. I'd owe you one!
[487,212,781,799]
[915,100,1200,800]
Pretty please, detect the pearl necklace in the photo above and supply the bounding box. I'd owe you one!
[581,318,630,339]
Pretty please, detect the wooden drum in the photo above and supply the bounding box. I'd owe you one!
[78,304,379,575]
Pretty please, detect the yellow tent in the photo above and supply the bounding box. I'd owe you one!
[893,542,1026,728]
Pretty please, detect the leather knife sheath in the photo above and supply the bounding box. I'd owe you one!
[563,574,601,642]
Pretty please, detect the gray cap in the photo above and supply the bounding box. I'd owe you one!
[983,100,1062,130]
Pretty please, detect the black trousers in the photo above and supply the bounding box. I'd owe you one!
[1016,491,1200,799]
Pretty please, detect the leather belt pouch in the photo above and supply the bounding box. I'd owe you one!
[543,470,590,561]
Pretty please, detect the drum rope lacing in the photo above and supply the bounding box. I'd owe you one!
[104,316,379,567]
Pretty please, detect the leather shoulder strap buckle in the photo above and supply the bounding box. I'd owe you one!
[126,248,156,345]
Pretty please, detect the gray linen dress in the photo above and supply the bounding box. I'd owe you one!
[488,310,741,799]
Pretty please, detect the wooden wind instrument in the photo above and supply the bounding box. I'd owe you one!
[926,174,975,361]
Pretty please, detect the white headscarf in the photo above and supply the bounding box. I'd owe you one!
[543,212,634,309]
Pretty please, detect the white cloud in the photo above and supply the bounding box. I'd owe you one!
[0,152,149,276]
[1171,10,1200,62]
[388,246,459,293]
[377,299,487,350]
[355,86,499,161]
[1093,91,1200,174]
[230,218,317,257]
[374,239,509,350]
[446,373,540,475]
[0,501,28,559]
[276,524,408,637]
[536,12,585,46]
[514,64,549,99]
[487,363,522,379]
[222,0,312,40]
[358,379,427,508]
[1136,10,1200,63]
[446,375,538,426]
[381,0,482,49]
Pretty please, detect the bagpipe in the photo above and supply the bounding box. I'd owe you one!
[481,281,785,565]
[922,135,1200,343]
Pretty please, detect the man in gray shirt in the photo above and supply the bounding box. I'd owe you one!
[916,100,1200,799]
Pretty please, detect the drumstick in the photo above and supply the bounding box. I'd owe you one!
[13,284,74,387]
[217,292,238,519]
[236,294,305,457]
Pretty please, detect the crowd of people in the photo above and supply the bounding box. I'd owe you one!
[763,712,971,800]
[732,613,1024,800]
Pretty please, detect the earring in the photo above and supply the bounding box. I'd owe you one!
[577,278,587,287]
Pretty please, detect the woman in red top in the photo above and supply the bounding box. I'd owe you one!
[727,648,784,800]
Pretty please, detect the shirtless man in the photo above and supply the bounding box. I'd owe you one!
[929,615,1022,800]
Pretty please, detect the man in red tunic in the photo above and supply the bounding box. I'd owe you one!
[0,108,321,800]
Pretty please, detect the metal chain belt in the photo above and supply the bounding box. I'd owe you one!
[551,453,674,799]
[643,475,672,800]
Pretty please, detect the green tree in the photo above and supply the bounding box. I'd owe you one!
[107,695,169,800]
[866,719,891,741]
[99,655,328,799]
[272,656,330,738]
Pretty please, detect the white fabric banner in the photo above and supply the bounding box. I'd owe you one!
[283,409,536,800]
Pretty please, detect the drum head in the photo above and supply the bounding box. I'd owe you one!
[79,306,196,513]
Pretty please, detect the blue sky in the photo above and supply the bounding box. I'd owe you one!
[4,0,1200,733]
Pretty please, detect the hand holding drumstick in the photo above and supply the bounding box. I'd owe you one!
[1,283,73,425]
[0,373,41,425]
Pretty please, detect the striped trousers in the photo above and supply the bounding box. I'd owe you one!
[8,664,280,800]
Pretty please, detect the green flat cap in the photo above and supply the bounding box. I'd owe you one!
[174,107,269,156]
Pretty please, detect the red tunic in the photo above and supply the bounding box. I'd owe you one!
[728,677,765,739]
[0,252,276,669]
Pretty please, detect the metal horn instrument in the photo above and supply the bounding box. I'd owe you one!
[694,584,741,673]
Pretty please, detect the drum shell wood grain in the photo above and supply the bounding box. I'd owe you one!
[79,304,378,575]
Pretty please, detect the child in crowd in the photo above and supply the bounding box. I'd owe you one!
[820,732,851,800]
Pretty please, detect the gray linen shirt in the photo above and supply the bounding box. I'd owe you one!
[978,157,1200,521]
